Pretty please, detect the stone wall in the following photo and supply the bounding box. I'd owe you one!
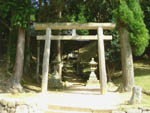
[0,98,47,113]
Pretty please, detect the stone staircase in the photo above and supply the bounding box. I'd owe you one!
[45,104,113,113]
[43,84,121,113]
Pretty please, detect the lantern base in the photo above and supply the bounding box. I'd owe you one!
[86,71,100,87]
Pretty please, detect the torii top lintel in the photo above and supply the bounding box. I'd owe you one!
[34,22,116,30]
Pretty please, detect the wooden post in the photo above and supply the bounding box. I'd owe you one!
[97,27,107,94]
[41,28,51,93]
[36,41,40,82]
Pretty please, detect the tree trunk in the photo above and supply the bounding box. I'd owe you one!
[118,24,134,92]
[9,27,25,92]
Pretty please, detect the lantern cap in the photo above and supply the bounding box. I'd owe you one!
[89,58,97,65]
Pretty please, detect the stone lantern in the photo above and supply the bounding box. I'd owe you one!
[48,60,63,88]
[89,58,97,73]
[86,58,99,86]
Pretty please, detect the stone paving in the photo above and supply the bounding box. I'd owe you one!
[43,85,129,112]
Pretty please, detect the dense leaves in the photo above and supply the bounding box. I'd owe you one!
[113,0,149,56]
[0,0,35,29]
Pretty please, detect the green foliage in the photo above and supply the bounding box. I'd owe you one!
[0,1,13,19]
[0,0,35,29]
[85,0,116,22]
[141,0,150,55]
[65,1,88,35]
[113,0,149,56]
[141,0,150,30]
[65,1,87,23]
[11,0,35,28]
[105,30,120,63]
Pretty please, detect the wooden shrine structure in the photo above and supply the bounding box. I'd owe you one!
[34,23,115,94]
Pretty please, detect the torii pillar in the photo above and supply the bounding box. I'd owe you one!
[41,28,51,93]
[98,27,107,94]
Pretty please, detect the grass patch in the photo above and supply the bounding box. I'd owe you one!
[135,76,150,91]
[119,93,150,110]
[113,60,150,109]
[142,94,150,106]
[134,61,150,91]
[113,60,150,91]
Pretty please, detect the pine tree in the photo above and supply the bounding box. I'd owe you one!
[113,0,149,92]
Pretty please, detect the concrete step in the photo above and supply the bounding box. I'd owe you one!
[45,104,113,113]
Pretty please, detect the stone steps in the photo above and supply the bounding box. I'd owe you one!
[45,104,113,113]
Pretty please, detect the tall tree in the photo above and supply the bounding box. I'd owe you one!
[10,27,25,92]
[113,0,149,92]
[0,0,35,92]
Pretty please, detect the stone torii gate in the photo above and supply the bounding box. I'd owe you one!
[34,23,115,95]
